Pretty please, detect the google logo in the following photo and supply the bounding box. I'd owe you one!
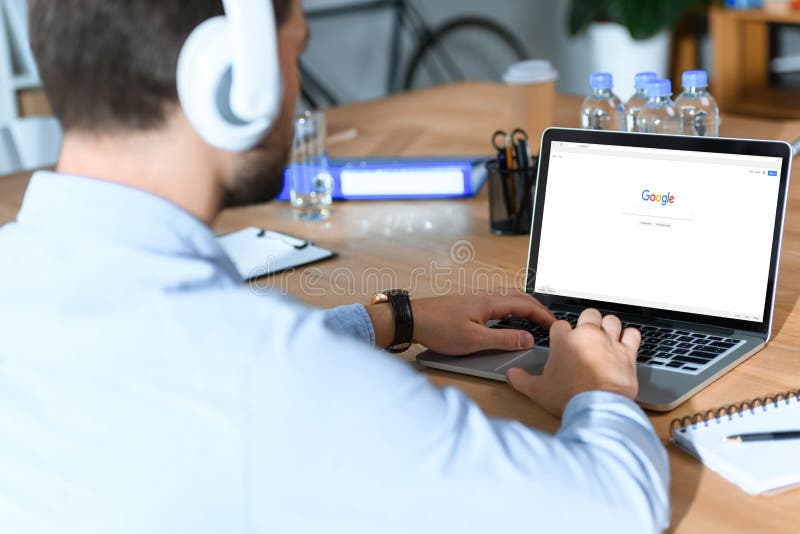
[642,189,675,206]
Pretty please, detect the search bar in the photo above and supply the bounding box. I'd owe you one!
[621,206,694,221]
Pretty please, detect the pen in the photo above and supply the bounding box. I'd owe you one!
[515,138,532,234]
[514,138,528,172]
[496,148,513,218]
[505,134,515,171]
[327,128,359,145]
[723,430,800,443]
[505,135,517,210]
[497,144,507,170]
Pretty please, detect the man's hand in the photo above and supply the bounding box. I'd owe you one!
[366,290,555,355]
[506,308,640,417]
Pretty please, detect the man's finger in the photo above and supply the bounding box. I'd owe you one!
[620,327,642,352]
[601,314,622,340]
[506,367,541,401]
[548,318,572,340]
[576,308,602,327]
[486,291,556,328]
[473,325,535,352]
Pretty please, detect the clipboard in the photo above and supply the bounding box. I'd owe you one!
[217,226,336,280]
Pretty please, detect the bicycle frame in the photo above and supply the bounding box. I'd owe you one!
[301,0,520,107]
[303,0,462,94]
[305,0,404,94]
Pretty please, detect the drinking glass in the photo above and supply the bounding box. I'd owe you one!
[289,111,333,220]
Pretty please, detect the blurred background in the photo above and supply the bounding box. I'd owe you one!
[3,0,800,173]
[303,0,708,106]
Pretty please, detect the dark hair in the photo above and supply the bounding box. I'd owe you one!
[28,0,293,133]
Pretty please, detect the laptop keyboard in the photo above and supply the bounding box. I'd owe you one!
[492,311,745,375]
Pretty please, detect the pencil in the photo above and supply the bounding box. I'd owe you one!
[505,135,517,211]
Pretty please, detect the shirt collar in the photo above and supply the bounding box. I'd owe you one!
[17,171,242,280]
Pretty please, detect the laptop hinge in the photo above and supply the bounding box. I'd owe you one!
[733,328,769,341]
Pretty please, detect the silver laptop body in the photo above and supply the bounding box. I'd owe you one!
[418,128,792,411]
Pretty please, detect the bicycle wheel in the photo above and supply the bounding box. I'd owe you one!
[402,16,529,91]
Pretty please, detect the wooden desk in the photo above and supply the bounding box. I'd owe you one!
[2,82,799,533]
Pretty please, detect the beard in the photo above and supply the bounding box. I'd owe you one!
[221,111,293,208]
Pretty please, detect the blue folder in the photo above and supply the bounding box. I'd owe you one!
[277,156,489,201]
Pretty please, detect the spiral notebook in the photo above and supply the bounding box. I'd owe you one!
[217,227,335,280]
[670,390,800,495]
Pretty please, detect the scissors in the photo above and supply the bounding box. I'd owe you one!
[491,128,528,154]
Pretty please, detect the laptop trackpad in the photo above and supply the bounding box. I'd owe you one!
[493,348,549,376]
[417,347,549,380]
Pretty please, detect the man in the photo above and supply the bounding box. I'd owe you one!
[0,1,669,532]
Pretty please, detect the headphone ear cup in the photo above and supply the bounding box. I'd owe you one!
[177,17,279,151]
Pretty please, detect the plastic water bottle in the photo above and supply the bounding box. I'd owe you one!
[624,72,657,132]
[636,79,681,135]
[580,72,623,131]
[675,70,720,137]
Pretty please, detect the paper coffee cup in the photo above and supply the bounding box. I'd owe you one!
[503,60,558,154]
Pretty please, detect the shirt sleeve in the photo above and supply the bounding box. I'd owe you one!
[322,304,375,346]
[242,307,670,534]
[557,391,671,531]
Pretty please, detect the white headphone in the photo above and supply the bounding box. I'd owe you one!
[177,0,283,152]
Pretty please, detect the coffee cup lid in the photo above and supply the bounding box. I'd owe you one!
[503,60,558,84]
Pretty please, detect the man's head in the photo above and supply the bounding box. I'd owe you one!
[28,0,306,209]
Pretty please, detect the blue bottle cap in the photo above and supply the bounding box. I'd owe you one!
[647,79,672,98]
[590,72,613,90]
[634,72,658,90]
[682,70,708,88]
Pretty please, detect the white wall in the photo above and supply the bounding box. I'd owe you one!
[300,0,593,104]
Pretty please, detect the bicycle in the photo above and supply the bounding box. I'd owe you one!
[300,0,529,108]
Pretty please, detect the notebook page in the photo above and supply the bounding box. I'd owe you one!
[218,227,334,280]
[672,399,800,495]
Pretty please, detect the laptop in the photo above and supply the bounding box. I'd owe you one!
[418,128,792,411]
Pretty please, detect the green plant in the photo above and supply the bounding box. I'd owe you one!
[568,0,710,41]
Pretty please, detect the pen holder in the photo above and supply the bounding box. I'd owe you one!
[487,159,537,235]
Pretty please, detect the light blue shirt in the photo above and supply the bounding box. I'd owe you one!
[0,171,670,533]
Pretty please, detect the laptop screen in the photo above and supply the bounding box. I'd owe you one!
[533,141,784,322]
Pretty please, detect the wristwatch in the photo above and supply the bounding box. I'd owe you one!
[370,289,414,353]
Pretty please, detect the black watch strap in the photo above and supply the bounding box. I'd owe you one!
[385,290,414,353]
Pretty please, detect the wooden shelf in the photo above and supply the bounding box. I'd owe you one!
[727,87,800,119]
[709,6,800,119]
[715,6,800,24]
